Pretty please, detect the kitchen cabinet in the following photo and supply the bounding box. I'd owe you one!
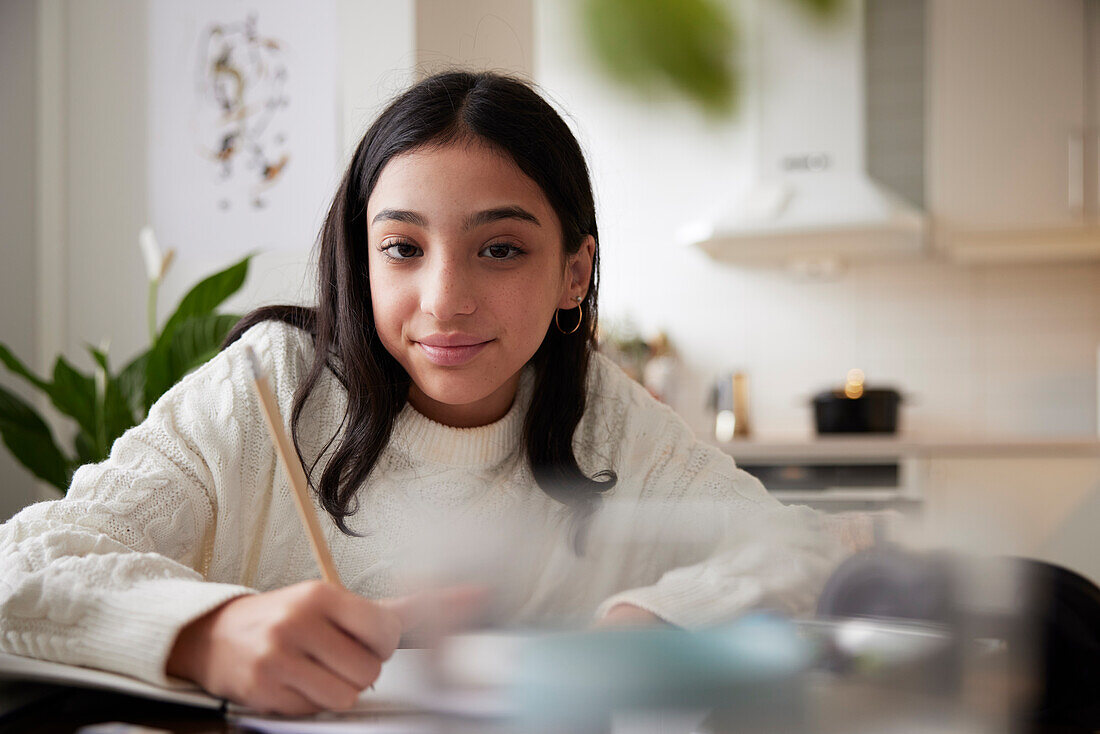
[721,437,1100,585]
[723,437,926,514]
[918,456,1100,585]
[927,0,1100,262]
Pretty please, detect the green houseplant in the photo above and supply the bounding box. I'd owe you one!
[0,229,251,494]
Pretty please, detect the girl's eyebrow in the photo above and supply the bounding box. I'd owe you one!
[371,206,541,229]
[464,206,541,229]
[372,208,428,227]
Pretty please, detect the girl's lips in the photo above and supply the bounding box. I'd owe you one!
[416,340,491,366]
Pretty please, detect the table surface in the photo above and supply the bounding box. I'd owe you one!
[4,679,1086,734]
[0,683,229,734]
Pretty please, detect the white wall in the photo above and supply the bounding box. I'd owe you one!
[534,0,1100,441]
[416,0,532,78]
[0,0,42,520]
[57,0,416,372]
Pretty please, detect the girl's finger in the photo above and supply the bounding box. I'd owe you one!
[381,585,489,646]
[299,618,384,690]
[279,651,363,712]
[256,683,322,717]
[323,589,403,661]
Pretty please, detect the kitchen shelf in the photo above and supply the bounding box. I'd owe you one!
[713,435,1100,461]
[769,488,922,504]
[683,216,927,266]
[943,227,1100,264]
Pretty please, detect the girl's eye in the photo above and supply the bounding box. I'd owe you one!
[379,241,421,260]
[481,242,524,260]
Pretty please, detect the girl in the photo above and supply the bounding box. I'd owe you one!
[0,71,851,715]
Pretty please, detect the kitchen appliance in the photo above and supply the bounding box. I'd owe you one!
[676,0,926,265]
[813,369,901,434]
[737,455,921,513]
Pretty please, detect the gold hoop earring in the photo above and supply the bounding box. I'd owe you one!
[555,297,584,335]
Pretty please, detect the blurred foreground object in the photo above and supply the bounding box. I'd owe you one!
[416,548,1098,731]
[514,615,810,726]
[578,0,845,116]
[819,547,1100,732]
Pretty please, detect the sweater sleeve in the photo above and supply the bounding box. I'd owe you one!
[587,369,854,628]
[0,321,303,686]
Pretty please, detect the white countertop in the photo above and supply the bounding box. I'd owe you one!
[710,434,1100,461]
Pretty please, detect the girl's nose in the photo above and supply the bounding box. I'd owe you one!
[419,258,476,320]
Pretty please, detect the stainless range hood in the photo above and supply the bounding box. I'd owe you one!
[679,0,926,266]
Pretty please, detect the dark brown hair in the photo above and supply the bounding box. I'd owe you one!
[225,71,615,549]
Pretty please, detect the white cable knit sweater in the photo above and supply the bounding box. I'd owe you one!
[0,321,848,687]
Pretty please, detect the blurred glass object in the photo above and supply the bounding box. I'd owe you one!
[709,372,751,441]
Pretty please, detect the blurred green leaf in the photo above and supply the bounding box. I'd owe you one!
[789,0,847,20]
[0,383,71,491]
[158,255,251,345]
[581,0,740,116]
[578,0,848,116]
[144,314,240,409]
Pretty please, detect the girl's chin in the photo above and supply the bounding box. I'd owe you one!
[407,373,519,423]
[410,374,493,403]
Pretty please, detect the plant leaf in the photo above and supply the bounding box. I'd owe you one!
[73,429,98,467]
[50,357,97,438]
[88,346,107,372]
[157,255,251,345]
[0,383,72,491]
[144,314,241,409]
[117,352,148,422]
[1,342,132,455]
[86,345,137,454]
[0,342,50,393]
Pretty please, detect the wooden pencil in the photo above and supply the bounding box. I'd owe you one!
[243,345,345,589]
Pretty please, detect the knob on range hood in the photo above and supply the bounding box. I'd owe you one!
[678,0,927,266]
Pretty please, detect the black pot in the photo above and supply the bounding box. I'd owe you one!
[812,388,901,434]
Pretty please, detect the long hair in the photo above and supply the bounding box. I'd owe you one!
[225,71,615,549]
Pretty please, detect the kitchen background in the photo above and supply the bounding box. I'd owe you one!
[2,0,1099,579]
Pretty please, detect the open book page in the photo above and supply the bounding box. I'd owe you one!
[0,651,221,710]
[229,643,518,731]
[0,648,453,717]
[231,714,444,734]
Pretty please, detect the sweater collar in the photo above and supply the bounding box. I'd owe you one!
[392,364,535,467]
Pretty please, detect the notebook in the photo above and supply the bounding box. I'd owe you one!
[0,649,438,715]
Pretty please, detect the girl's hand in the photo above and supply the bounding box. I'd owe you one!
[167,581,409,715]
[593,603,665,628]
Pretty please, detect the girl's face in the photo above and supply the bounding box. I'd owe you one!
[366,141,594,428]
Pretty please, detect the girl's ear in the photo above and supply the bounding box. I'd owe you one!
[558,235,595,309]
